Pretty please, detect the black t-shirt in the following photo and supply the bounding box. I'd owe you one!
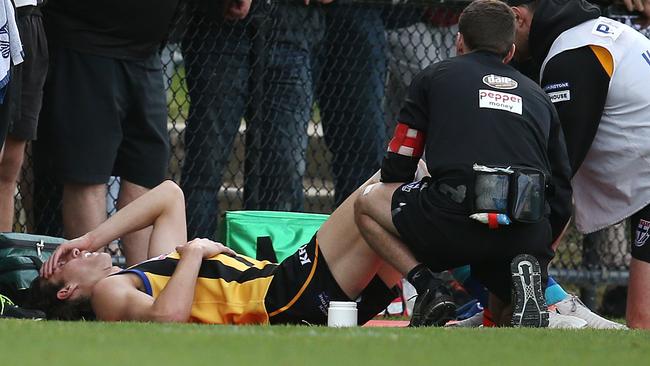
[382,51,573,238]
[43,0,180,60]
[392,51,559,174]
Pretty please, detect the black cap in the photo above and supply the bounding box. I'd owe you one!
[507,0,535,5]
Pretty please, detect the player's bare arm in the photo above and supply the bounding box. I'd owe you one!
[41,180,187,278]
[93,239,235,322]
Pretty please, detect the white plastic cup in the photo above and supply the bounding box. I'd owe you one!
[327,301,358,327]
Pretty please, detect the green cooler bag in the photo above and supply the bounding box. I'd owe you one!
[0,233,65,302]
[220,211,329,263]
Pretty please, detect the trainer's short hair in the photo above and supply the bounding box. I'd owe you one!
[458,0,516,56]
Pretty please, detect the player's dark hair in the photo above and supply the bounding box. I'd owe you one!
[26,277,95,321]
[458,0,516,56]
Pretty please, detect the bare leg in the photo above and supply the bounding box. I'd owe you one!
[376,262,403,290]
[626,258,650,328]
[352,161,430,276]
[489,292,513,326]
[117,180,153,265]
[318,171,401,299]
[0,137,26,231]
[353,164,459,327]
[63,183,108,238]
[354,182,419,275]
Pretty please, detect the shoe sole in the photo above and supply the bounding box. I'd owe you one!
[510,254,549,328]
[408,294,457,327]
[422,296,457,327]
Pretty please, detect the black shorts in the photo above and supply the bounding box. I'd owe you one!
[631,203,650,263]
[38,46,169,188]
[0,7,48,141]
[391,177,553,303]
[265,234,398,325]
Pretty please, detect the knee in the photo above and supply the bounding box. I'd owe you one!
[161,180,185,206]
[355,182,384,217]
[354,193,375,230]
[160,180,184,199]
[353,191,368,217]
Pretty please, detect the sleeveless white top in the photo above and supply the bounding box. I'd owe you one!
[541,17,650,234]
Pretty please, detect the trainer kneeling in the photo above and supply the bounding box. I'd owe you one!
[354,0,572,327]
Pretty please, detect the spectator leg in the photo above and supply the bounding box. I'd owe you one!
[62,183,107,239]
[181,20,251,239]
[318,8,387,206]
[626,258,650,328]
[244,5,324,211]
[0,136,26,231]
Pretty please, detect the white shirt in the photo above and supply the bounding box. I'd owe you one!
[14,0,37,8]
[541,17,650,234]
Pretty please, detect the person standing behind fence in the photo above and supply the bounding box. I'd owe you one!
[314,3,387,207]
[33,0,180,265]
[34,0,252,263]
[245,0,387,213]
[180,0,260,240]
[0,0,47,233]
[509,0,650,328]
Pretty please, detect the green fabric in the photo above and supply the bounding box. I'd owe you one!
[0,233,64,298]
[220,211,329,262]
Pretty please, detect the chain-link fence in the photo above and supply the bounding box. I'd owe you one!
[9,0,633,307]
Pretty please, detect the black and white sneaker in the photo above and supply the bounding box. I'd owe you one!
[510,254,549,327]
[409,286,457,327]
[0,294,45,320]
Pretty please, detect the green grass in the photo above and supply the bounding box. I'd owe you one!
[1,320,648,366]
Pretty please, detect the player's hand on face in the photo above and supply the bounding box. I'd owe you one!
[40,234,93,279]
[176,238,236,259]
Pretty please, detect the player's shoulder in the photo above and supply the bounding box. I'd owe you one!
[92,273,143,320]
[93,273,134,297]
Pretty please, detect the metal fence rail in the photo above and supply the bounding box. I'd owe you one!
[11,0,631,307]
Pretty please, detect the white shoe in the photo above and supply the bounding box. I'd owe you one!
[548,310,587,329]
[444,310,484,327]
[554,295,627,330]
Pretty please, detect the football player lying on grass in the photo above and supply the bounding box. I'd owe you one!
[30,175,403,324]
[29,165,609,328]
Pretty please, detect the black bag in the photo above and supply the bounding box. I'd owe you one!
[0,233,64,304]
[472,164,546,224]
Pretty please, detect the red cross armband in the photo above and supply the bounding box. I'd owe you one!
[387,123,425,158]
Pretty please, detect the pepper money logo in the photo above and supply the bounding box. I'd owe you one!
[482,74,518,90]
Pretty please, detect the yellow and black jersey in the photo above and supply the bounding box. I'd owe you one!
[120,252,277,324]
